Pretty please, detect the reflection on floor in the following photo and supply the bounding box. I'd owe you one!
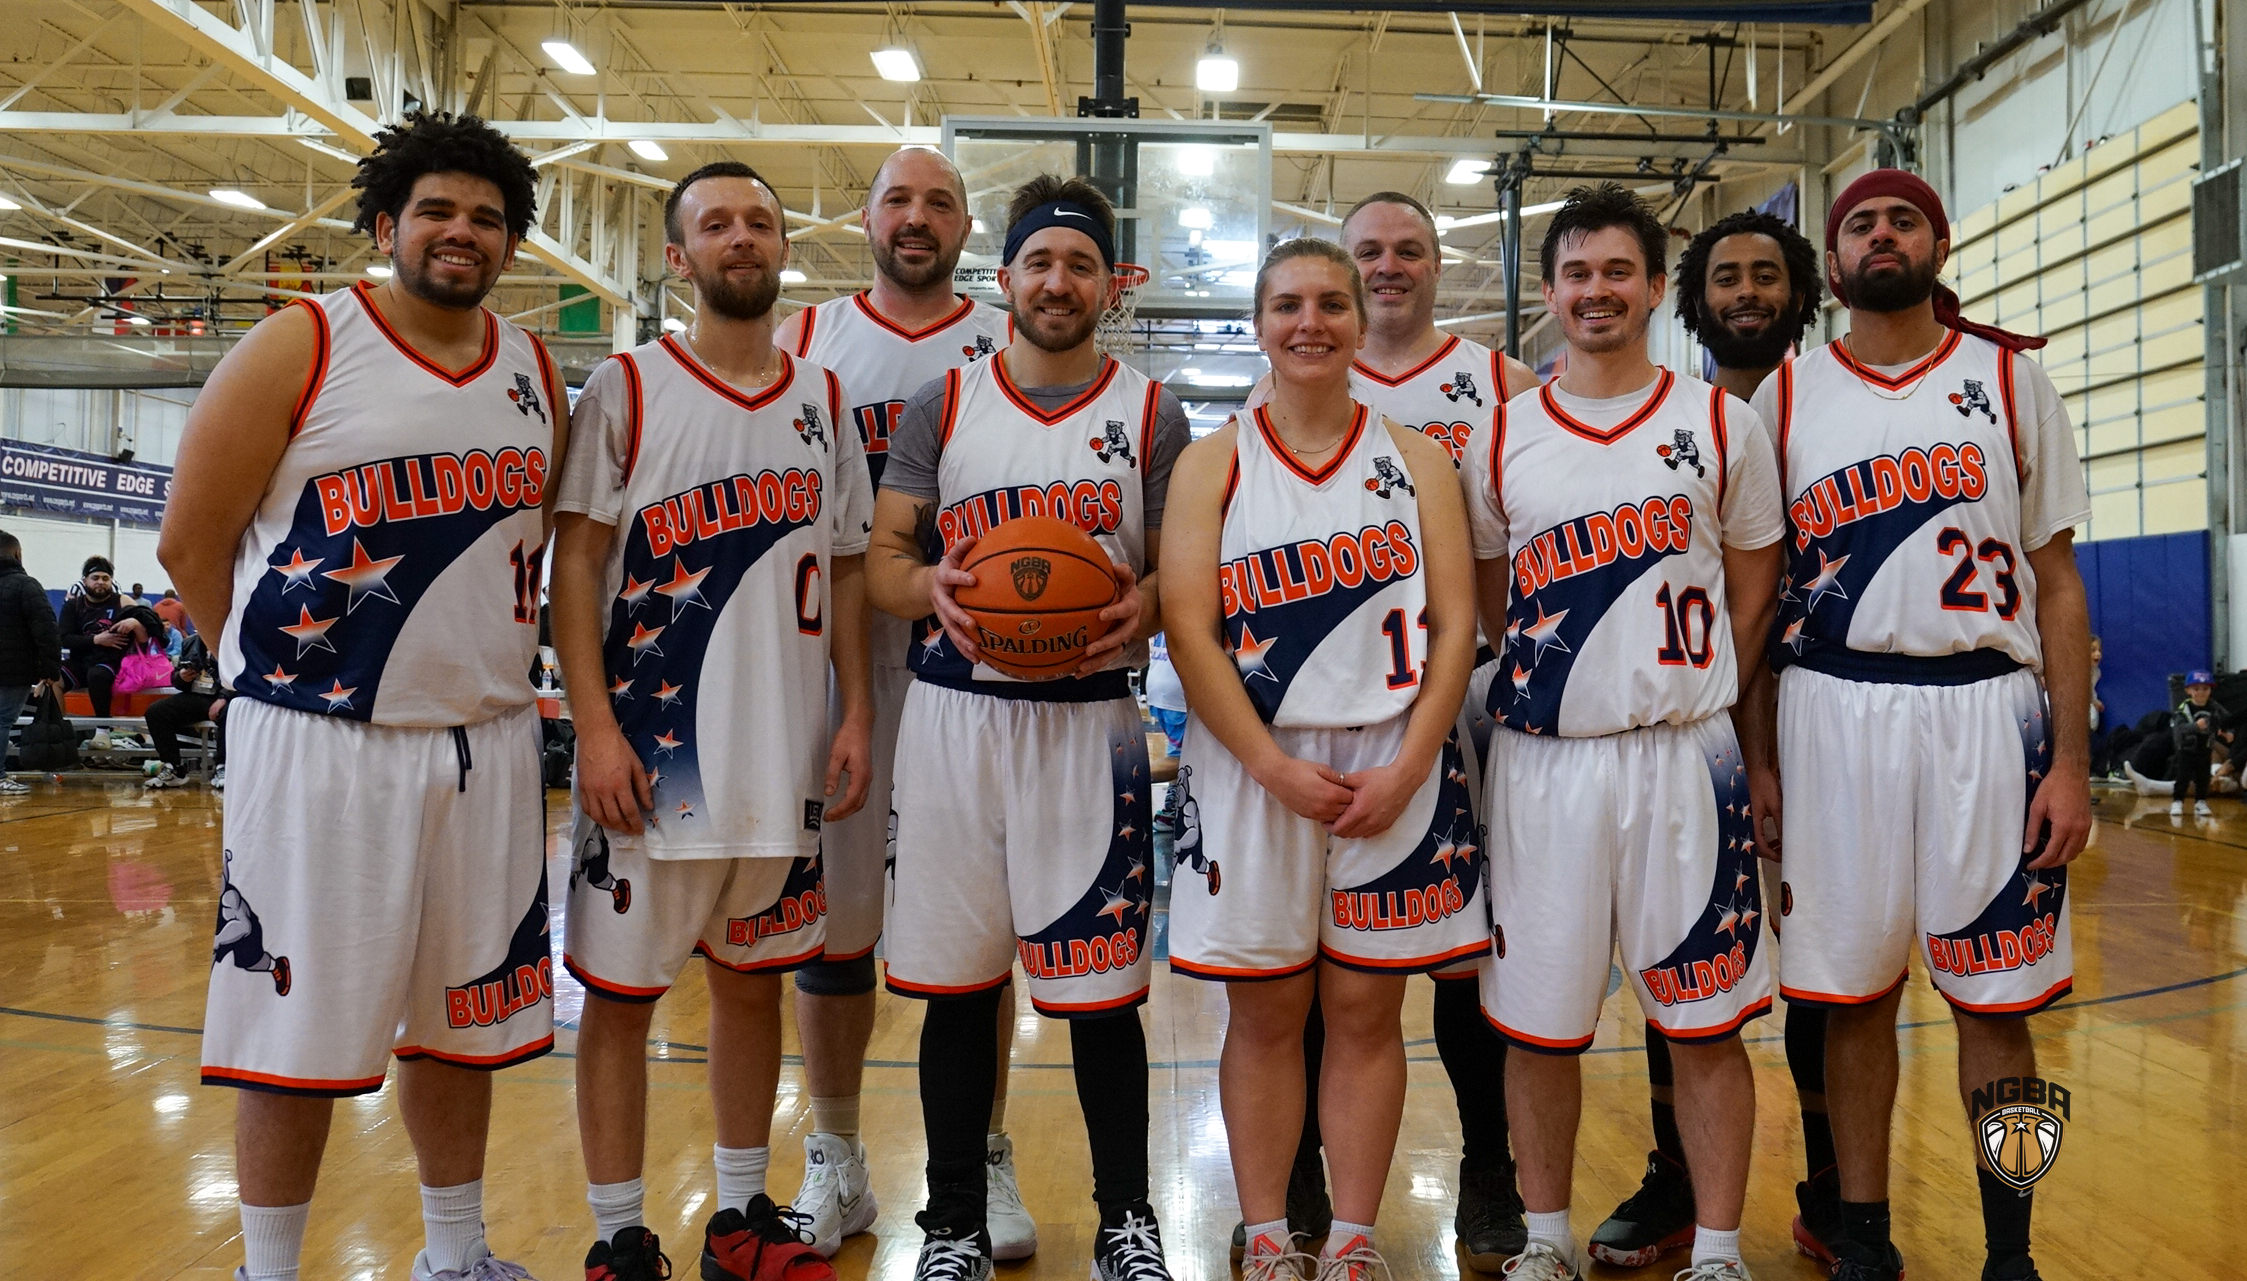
[0,779,2237,1280]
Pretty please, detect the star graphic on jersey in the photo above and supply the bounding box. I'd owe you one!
[1520,603,1571,664]
[1735,870,1752,892]
[1119,789,1137,807]
[318,679,357,710]
[1117,822,1137,840]
[264,663,297,689]
[1124,858,1147,883]
[920,627,948,659]
[1233,624,1278,681]
[1738,904,1759,933]
[653,680,685,707]
[619,574,655,614]
[1510,662,1533,698]
[1781,617,1808,654]
[1098,888,1135,924]
[1503,616,1522,647]
[278,604,339,657]
[646,765,664,789]
[322,538,405,613]
[270,547,324,594]
[1716,901,1743,937]
[652,729,684,756]
[2021,871,2054,911]
[675,799,697,821]
[1431,838,1460,872]
[626,622,665,663]
[655,559,713,619]
[1801,549,1850,613]
[609,675,633,701]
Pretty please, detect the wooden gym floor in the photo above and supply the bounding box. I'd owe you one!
[0,777,2239,1280]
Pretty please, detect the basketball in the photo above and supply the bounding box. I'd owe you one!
[954,515,1119,679]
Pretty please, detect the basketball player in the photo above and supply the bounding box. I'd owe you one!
[158,112,569,1281]
[771,147,1027,1260]
[550,161,875,1281]
[1588,209,1836,1269]
[1164,237,1485,1281]
[867,174,1186,1281]
[1463,184,1784,1281]
[1751,170,2091,1281]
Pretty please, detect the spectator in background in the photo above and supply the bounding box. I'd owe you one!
[123,582,146,607]
[0,530,62,794]
[153,589,192,638]
[59,557,163,717]
[144,630,227,790]
[1145,633,1188,756]
[2170,671,2231,819]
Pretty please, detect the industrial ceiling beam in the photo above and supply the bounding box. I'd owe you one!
[114,0,384,149]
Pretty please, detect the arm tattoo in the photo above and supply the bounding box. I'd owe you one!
[908,499,941,564]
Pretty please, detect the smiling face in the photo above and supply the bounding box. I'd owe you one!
[665,175,789,322]
[866,148,971,291]
[1700,231,1799,369]
[1832,197,1947,314]
[998,226,1113,354]
[1543,223,1666,357]
[375,171,518,310]
[1254,254,1367,388]
[1342,200,1441,338]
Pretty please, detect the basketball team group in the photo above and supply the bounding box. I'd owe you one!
[158,110,2090,1281]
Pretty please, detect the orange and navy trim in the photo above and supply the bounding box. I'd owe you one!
[1541,367,1674,445]
[1219,443,1242,518]
[1169,954,1318,983]
[527,329,560,409]
[791,301,819,357]
[1778,968,1910,1009]
[1029,985,1151,1019]
[612,353,646,486]
[1491,346,1510,402]
[824,366,845,439]
[1138,376,1163,476]
[393,1034,555,1071]
[1352,334,1459,388]
[1773,358,1796,483]
[1940,973,2072,1019]
[285,297,331,437]
[565,951,668,1004]
[201,1064,389,1097]
[852,290,978,341]
[659,334,796,412]
[1649,994,1773,1045]
[883,966,1012,999]
[350,280,499,386]
[1831,327,1962,391]
[1996,347,2026,482]
[822,940,878,963]
[1481,1008,1598,1057]
[694,939,826,975]
[993,351,1119,425]
[1319,937,1491,976]
[1255,401,1366,486]
[938,367,963,448]
[1485,400,1509,504]
[1708,383,1732,510]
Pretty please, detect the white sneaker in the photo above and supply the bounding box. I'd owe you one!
[794,1131,879,1257]
[87,729,112,750]
[1315,1237,1391,1281]
[1501,1241,1587,1280]
[2171,800,2186,818]
[145,764,189,789]
[0,777,28,794]
[211,764,226,791]
[2196,800,2215,817]
[410,1251,536,1281]
[986,1132,1037,1260]
[1672,1261,1753,1281]
[1241,1232,1317,1281]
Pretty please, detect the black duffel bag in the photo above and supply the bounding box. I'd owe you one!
[18,686,79,772]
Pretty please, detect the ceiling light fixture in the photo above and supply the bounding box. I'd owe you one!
[1196,49,1239,93]
[542,40,595,76]
[662,316,687,332]
[297,137,360,164]
[209,189,266,210]
[365,264,393,278]
[871,47,923,82]
[780,268,808,284]
[1445,159,1488,185]
[1177,146,1215,177]
[0,195,20,211]
[628,140,669,162]
[1178,206,1214,230]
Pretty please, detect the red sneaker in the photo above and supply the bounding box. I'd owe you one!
[585,1225,670,1281]
[702,1196,836,1281]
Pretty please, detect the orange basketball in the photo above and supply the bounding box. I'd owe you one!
[955,515,1120,679]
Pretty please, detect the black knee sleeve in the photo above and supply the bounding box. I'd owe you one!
[918,985,1003,1231]
[1431,976,1511,1169]
[794,953,876,996]
[1069,1010,1150,1209]
[1785,1000,1829,1096]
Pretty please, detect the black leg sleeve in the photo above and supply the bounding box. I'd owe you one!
[1298,993,1326,1159]
[1069,1010,1150,1211]
[917,987,1004,1235]
[1644,1030,1687,1165]
[1431,977,1511,1171]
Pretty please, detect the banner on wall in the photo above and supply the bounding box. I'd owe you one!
[0,440,172,526]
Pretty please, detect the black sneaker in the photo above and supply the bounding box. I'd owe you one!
[1586,1150,1695,1268]
[1982,1255,2041,1281]
[1831,1238,1905,1281]
[585,1226,671,1281]
[1091,1203,1171,1281]
[1791,1164,1843,1269]
[910,1230,992,1281]
[1230,1149,1333,1261]
[1454,1158,1527,1271]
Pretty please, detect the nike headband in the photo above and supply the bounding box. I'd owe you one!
[1002,200,1116,271]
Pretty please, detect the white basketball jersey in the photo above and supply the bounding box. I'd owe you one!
[220,284,553,726]
[1763,333,2051,672]
[793,291,1012,670]
[1463,368,1784,737]
[590,338,873,859]
[1349,334,1519,467]
[915,353,1159,700]
[1219,403,1430,728]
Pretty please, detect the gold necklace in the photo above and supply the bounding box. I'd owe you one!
[1839,333,1940,402]
[686,323,781,388]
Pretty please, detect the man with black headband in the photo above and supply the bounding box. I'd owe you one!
[1589,208,1841,1271]
[1749,170,2091,1281]
[867,174,1188,1281]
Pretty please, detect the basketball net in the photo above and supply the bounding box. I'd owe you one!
[1097,262,1151,355]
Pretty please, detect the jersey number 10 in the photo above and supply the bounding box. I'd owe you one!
[1655,583,1717,668]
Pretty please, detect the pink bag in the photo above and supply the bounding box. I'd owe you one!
[114,642,175,695]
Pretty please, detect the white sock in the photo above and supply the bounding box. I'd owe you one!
[419,1179,488,1275]
[587,1177,646,1240]
[1692,1225,1742,1265]
[1525,1208,1572,1255]
[714,1144,770,1212]
[240,1201,311,1281]
[987,1090,1007,1136]
[809,1094,861,1140]
[1241,1217,1291,1255]
[1321,1220,1375,1258]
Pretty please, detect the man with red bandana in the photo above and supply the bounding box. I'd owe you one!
[1747,170,2092,1281]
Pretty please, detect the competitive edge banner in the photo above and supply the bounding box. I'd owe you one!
[0,439,173,526]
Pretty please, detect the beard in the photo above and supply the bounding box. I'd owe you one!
[1842,250,1939,313]
[1564,304,1649,355]
[872,227,963,291]
[688,259,781,322]
[1015,295,1100,354]
[1701,309,1801,370]
[394,241,499,310]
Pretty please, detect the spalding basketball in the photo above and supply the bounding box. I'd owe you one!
[955,516,1119,679]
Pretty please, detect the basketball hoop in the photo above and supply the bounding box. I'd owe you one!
[1098,262,1152,354]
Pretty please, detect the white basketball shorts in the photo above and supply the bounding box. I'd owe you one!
[820,662,911,961]
[562,817,826,1001]
[1168,711,1488,980]
[1433,652,1503,982]
[1480,713,1772,1053]
[1775,664,2072,1016]
[202,699,552,1094]
[884,681,1153,1017]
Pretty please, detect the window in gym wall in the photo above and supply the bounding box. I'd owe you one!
[1949,99,2201,542]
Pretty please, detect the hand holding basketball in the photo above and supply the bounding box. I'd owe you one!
[953,517,1122,679]
[924,534,984,662]
[1071,560,1141,679]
